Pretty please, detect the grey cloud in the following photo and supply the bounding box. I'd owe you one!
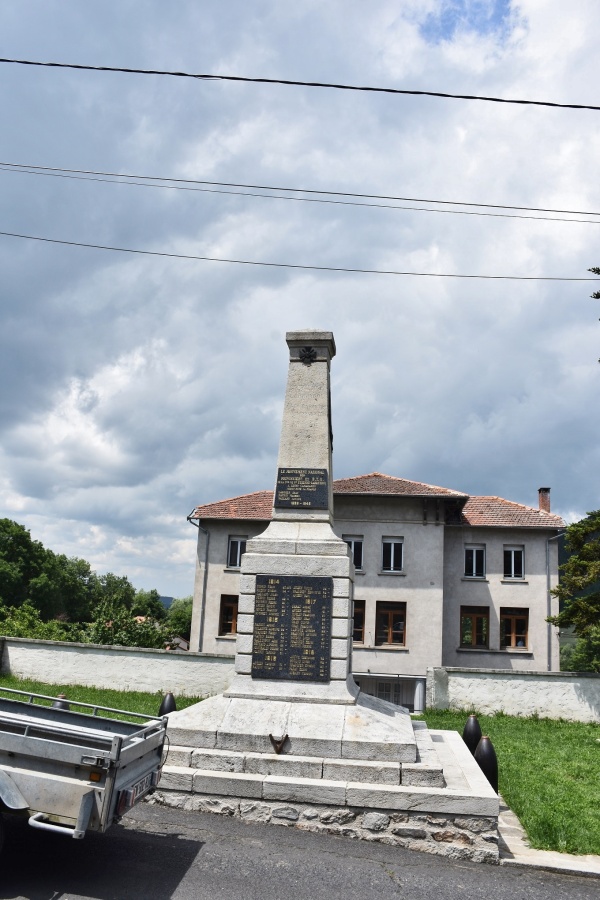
[0,1,598,596]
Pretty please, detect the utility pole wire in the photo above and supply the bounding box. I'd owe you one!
[1,230,600,281]
[0,57,598,112]
[2,161,600,220]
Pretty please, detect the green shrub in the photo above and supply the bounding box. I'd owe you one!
[81,600,172,649]
[0,600,80,641]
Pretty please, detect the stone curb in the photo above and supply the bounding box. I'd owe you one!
[498,799,600,879]
[499,858,600,879]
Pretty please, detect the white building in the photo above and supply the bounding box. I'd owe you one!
[188,473,564,710]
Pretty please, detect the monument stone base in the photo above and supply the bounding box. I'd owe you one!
[156,696,500,863]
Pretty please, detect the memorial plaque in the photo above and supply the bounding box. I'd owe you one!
[274,468,328,509]
[251,575,332,682]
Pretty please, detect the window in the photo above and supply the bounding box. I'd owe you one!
[500,608,529,648]
[381,538,403,572]
[353,599,365,643]
[377,682,392,702]
[227,536,247,568]
[376,681,405,706]
[504,546,524,579]
[343,535,364,570]
[464,544,485,578]
[375,602,406,646]
[460,606,489,648]
[218,595,238,635]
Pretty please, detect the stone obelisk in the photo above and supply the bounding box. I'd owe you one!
[224,331,358,704]
[158,331,499,864]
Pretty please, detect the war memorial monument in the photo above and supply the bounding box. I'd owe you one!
[154,331,500,861]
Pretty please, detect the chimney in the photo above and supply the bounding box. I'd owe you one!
[538,487,551,513]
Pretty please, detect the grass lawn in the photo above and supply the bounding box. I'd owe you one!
[0,674,202,720]
[417,709,600,857]
[2,676,597,856]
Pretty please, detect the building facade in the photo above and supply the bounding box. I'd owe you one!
[188,473,564,710]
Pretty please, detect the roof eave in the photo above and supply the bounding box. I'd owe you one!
[454,521,566,530]
[333,491,469,500]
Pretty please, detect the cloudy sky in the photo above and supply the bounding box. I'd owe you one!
[1,0,598,598]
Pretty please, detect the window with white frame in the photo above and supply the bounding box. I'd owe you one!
[343,535,364,570]
[381,537,403,572]
[464,544,486,578]
[377,682,392,702]
[227,536,247,569]
[376,681,405,707]
[503,545,525,579]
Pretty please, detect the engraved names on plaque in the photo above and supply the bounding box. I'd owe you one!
[274,468,328,509]
[251,575,332,682]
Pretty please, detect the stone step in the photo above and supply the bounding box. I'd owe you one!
[164,747,445,787]
[158,765,495,816]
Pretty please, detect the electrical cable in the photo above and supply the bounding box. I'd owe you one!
[0,57,598,112]
[1,229,598,281]
[1,162,599,224]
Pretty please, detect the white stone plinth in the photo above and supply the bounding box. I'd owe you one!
[166,691,417,762]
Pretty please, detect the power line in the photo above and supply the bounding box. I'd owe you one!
[1,229,599,281]
[0,57,598,112]
[5,160,599,216]
[2,161,599,224]
[4,166,594,224]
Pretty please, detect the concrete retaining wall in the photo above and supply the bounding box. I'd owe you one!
[0,637,234,697]
[427,666,600,723]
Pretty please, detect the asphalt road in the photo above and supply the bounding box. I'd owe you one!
[0,804,596,900]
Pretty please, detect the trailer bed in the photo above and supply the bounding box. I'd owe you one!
[0,687,168,848]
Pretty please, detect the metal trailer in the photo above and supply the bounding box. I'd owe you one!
[0,686,168,852]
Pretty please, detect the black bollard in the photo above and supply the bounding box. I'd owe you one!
[474,735,498,793]
[158,691,177,716]
[52,693,70,711]
[462,714,482,755]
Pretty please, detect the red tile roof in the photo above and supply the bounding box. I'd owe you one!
[188,474,565,529]
[461,496,564,529]
[333,472,468,498]
[189,490,273,521]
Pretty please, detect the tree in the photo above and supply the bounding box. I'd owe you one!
[0,520,97,621]
[0,518,168,642]
[0,519,48,608]
[166,596,193,641]
[590,266,600,300]
[132,588,167,621]
[55,556,97,622]
[83,600,172,649]
[548,510,600,672]
[591,267,599,364]
[92,572,137,610]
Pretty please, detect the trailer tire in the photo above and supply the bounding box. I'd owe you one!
[0,812,4,855]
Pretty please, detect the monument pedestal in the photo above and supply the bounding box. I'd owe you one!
[165,691,417,761]
[155,702,498,863]
[156,331,499,862]
[225,517,359,705]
